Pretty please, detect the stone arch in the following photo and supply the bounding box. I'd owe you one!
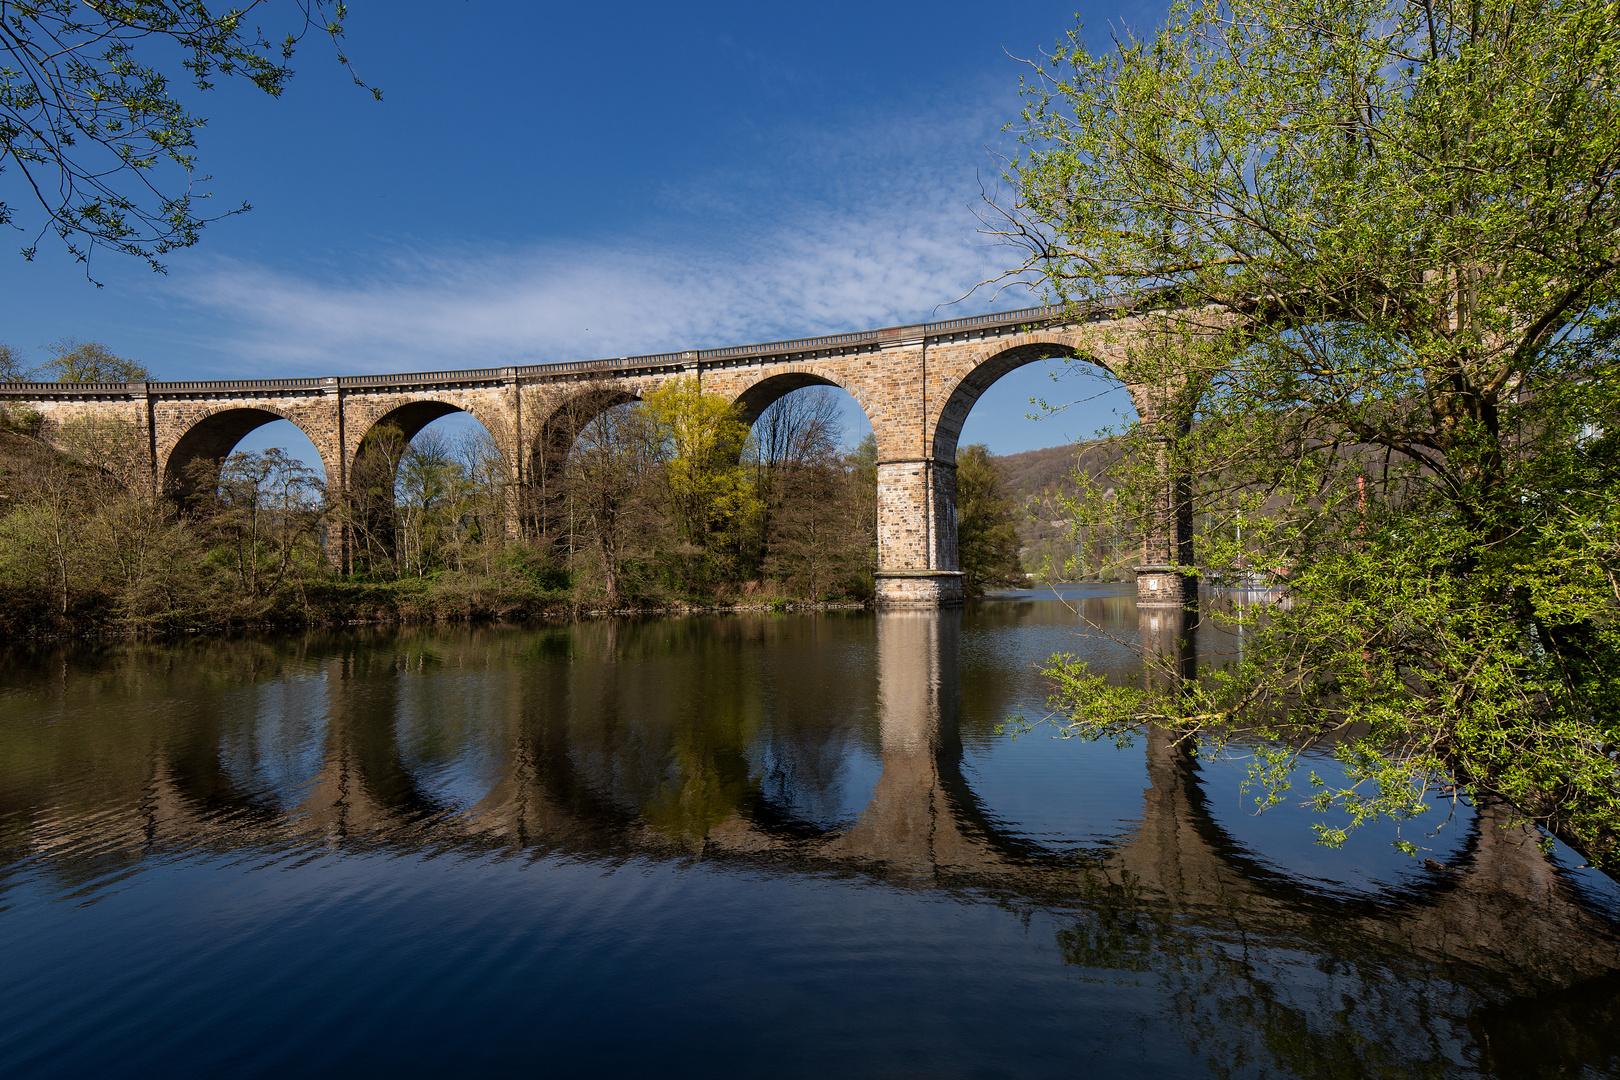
[730,368,876,433]
[345,398,511,566]
[926,332,1189,607]
[930,335,1134,464]
[525,382,642,485]
[163,406,335,506]
[348,398,508,481]
[522,381,644,542]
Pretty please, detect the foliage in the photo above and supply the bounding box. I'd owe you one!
[753,389,875,600]
[1,0,373,273]
[640,378,763,590]
[567,397,661,607]
[955,443,1026,595]
[0,341,32,381]
[1001,0,1620,873]
[0,381,883,637]
[37,339,150,382]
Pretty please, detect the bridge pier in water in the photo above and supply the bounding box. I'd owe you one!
[872,457,964,606]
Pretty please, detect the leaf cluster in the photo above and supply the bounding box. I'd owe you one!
[1,1,375,274]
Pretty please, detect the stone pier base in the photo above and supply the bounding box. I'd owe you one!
[875,570,964,607]
[1135,565,1196,609]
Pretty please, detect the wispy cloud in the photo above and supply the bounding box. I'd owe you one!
[170,99,1040,376]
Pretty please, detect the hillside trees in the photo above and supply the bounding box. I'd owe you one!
[1000,0,1620,873]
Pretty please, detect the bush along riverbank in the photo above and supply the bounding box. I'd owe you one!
[0,383,1027,639]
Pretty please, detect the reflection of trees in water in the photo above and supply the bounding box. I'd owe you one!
[1055,865,1620,1079]
[7,615,1620,1075]
[1057,871,1460,1078]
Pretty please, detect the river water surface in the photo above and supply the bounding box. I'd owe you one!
[4,586,1620,1078]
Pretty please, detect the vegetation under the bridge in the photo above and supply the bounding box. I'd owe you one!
[0,377,1026,637]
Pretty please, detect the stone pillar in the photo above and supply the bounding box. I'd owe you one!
[874,458,963,606]
[1135,426,1196,609]
[127,381,159,492]
[503,367,524,542]
[321,378,348,569]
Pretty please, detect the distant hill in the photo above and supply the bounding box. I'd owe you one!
[984,438,1131,578]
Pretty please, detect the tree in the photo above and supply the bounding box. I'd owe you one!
[751,386,843,568]
[2,1,374,274]
[954,444,1025,595]
[37,339,150,382]
[0,342,32,381]
[191,447,323,598]
[568,402,659,608]
[1000,0,1620,875]
[641,378,762,590]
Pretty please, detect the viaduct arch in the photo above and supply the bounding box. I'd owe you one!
[0,300,1194,606]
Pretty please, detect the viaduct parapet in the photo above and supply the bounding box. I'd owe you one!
[0,299,1197,606]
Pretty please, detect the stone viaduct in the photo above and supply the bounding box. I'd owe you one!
[0,299,1196,606]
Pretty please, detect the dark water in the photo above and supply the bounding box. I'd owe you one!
[4,587,1620,1079]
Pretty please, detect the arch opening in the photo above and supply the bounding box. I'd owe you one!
[524,383,642,545]
[741,383,877,602]
[349,404,506,578]
[933,343,1136,464]
[929,342,1145,590]
[166,410,329,507]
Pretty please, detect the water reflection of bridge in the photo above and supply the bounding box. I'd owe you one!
[17,610,1618,1006]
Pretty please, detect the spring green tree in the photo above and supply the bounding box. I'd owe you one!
[641,379,762,590]
[955,444,1025,595]
[999,0,1620,874]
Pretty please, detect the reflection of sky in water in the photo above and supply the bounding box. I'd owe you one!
[1197,747,1473,895]
[220,674,330,811]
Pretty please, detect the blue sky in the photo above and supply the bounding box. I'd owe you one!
[0,0,1155,457]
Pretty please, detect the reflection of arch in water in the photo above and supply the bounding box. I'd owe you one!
[30,612,1620,994]
[296,650,454,836]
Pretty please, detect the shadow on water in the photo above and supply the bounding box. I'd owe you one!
[1,596,1619,1077]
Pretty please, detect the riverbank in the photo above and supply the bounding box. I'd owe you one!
[0,572,875,642]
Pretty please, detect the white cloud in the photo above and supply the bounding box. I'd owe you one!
[170,99,1041,376]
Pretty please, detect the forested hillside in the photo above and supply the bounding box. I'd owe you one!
[994,438,1130,580]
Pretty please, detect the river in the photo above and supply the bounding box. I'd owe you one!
[3,586,1619,1078]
